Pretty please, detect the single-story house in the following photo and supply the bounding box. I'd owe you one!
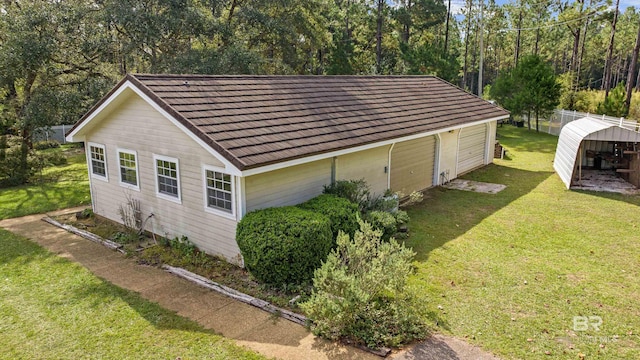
[555,116,640,190]
[66,74,509,264]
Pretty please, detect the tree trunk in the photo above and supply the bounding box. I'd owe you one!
[576,0,591,89]
[568,0,584,89]
[470,17,479,94]
[534,8,541,56]
[376,0,383,74]
[462,0,472,88]
[402,0,412,43]
[514,11,522,67]
[570,27,580,74]
[227,0,239,24]
[615,56,625,88]
[625,19,640,112]
[478,0,484,97]
[444,0,451,54]
[604,0,620,97]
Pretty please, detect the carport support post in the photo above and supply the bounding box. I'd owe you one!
[579,143,583,184]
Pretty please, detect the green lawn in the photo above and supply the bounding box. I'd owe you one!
[407,126,640,359]
[0,145,91,220]
[0,145,264,359]
[0,229,265,359]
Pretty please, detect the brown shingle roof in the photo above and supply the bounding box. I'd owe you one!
[97,74,510,170]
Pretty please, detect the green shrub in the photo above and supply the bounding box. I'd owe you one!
[365,211,397,240]
[236,206,333,286]
[301,221,427,349]
[597,82,628,117]
[0,144,38,187]
[323,179,371,212]
[41,151,67,166]
[167,235,198,257]
[34,140,60,150]
[110,231,141,244]
[395,210,410,227]
[368,194,399,213]
[298,194,359,238]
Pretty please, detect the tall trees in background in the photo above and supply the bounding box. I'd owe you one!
[0,0,116,184]
[5,0,640,183]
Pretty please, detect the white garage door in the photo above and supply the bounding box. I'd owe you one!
[390,136,436,194]
[457,124,487,175]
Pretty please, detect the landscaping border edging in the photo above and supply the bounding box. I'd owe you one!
[41,214,391,357]
[162,265,308,326]
[42,216,125,253]
[40,215,307,325]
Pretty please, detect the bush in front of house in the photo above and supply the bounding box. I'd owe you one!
[301,221,428,349]
[324,179,424,241]
[298,194,359,239]
[323,179,371,212]
[364,211,397,240]
[236,206,333,286]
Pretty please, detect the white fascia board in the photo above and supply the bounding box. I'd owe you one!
[240,115,509,177]
[66,81,243,176]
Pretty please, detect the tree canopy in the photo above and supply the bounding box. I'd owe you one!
[491,55,561,131]
[3,0,640,184]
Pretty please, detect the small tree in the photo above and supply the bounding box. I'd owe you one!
[301,221,427,349]
[490,55,560,131]
[598,82,628,117]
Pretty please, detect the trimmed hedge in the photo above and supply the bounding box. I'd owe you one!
[236,206,333,286]
[298,194,359,239]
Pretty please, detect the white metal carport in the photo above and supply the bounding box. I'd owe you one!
[554,117,640,189]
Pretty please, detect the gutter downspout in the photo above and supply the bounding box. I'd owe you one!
[331,156,337,184]
[387,143,395,190]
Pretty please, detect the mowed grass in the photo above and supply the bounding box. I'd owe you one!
[406,126,640,359]
[0,145,264,359]
[0,145,91,220]
[0,229,265,360]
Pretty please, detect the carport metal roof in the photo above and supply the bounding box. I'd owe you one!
[554,116,640,189]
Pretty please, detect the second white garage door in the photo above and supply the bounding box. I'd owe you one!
[390,136,436,194]
[457,124,488,175]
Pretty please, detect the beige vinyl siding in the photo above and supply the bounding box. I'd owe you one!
[390,136,436,194]
[336,145,391,195]
[245,159,332,212]
[85,94,242,263]
[457,123,488,175]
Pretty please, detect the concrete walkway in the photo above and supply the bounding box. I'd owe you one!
[1,208,499,360]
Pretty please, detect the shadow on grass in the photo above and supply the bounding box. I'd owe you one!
[404,163,555,262]
[0,181,90,220]
[69,278,216,333]
[571,188,640,207]
[0,229,213,334]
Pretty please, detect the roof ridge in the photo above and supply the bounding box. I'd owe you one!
[131,73,438,79]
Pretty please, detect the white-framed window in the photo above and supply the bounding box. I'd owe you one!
[203,165,235,218]
[88,142,108,181]
[117,149,140,191]
[154,154,181,203]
